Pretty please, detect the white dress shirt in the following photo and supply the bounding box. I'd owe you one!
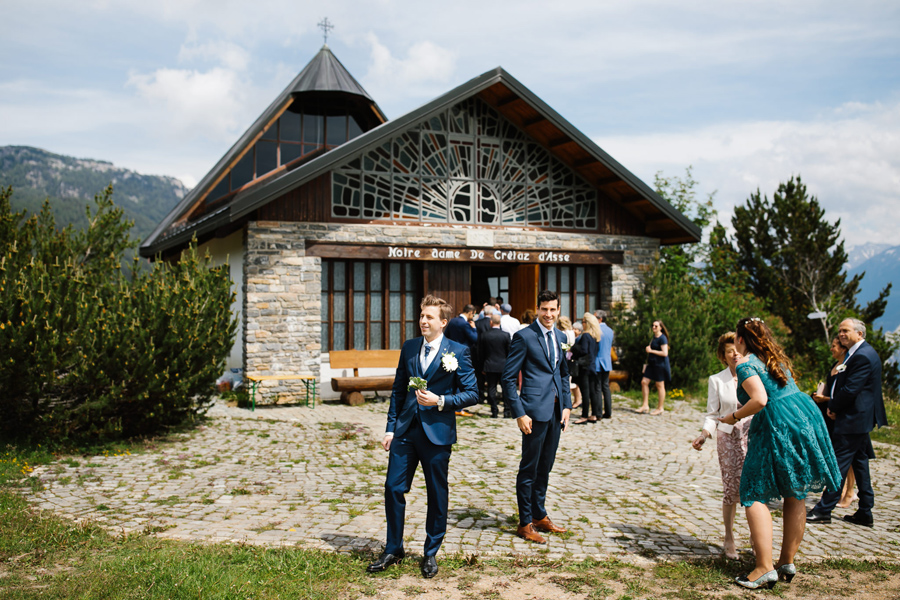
[419,334,443,372]
[500,314,520,339]
[702,367,740,437]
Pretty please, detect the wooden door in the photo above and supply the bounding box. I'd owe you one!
[507,263,539,318]
[423,262,470,316]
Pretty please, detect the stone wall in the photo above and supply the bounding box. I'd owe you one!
[242,221,659,400]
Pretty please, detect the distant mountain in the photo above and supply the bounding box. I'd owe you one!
[846,242,892,271]
[849,245,900,332]
[0,146,187,244]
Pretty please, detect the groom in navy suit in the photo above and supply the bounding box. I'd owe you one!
[367,295,478,578]
[808,318,888,527]
[502,290,571,544]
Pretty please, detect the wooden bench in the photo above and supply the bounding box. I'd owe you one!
[247,375,317,411]
[329,349,401,405]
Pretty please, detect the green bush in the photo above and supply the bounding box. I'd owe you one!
[0,186,237,442]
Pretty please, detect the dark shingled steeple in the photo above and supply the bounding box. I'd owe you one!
[290,45,378,103]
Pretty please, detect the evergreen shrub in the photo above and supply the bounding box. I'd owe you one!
[0,186,237,442]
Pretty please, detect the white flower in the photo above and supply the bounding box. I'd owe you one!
[560,343,572,352]
[441,351,459,372]
[836,364,847,373]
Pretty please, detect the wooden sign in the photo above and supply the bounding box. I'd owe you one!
[305,241,623,265]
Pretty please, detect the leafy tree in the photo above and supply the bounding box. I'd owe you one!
[728,175,897,394]
[0,186,237,442]
[654,167,716,281]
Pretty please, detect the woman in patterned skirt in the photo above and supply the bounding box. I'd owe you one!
[691,332,751,560]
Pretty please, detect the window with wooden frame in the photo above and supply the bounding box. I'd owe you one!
[541,264,601,321]
[321,259,422,353]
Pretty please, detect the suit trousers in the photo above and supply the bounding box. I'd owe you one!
[384,419,452,556]
[516,404,562,526]
[598,369,612,418]
[577,371,600,419]
[485,371,507,416]
[814,432,875,517]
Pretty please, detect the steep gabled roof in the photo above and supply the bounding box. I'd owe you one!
[141,66,700,257]
[140,46,385,255]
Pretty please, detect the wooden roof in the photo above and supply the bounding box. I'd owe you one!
[141,66,700,258]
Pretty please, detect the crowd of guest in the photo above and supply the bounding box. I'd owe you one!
[373,291,889,590]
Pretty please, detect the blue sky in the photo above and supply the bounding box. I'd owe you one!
[2,0,899,246]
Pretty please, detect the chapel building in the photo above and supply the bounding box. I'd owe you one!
[141,45,700,400]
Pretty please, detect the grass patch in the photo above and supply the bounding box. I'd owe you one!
[871,400,900,446]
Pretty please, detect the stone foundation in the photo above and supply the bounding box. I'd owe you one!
[242,221,658,401]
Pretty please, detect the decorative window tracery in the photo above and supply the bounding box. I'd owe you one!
[332,98,598,229]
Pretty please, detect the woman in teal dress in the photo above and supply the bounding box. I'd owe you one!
[718,317,840,590]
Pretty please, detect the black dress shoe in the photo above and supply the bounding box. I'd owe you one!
[421,555,438,578]
[843,512,874,527]
[806,510,831,524]
[366,551,404,573]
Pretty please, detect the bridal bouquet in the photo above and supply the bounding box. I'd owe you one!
[408,377,428,391]
[560,343,572,352]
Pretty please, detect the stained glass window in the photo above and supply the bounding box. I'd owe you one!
[331,97,598,229]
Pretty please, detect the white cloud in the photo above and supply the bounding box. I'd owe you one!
[362,34,457,104]
[178,40,250,71]
[127,65,247,143]
[596,99,900,246]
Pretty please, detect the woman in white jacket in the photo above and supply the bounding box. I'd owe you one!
[691,332,752,560]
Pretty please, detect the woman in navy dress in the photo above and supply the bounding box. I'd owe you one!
[637,320,670,415]
[718,318,840,589]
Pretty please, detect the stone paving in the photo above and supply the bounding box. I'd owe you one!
[25,396,900,561]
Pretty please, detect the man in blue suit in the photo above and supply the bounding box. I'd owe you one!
[367,295,478,578]
[594,309,615,419]
[502,290,571,544]
[808,318,888,527]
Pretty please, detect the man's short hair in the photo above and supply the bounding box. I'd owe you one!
[594,309,607,321]
[483,306,494,316]
[537,289,559,306]
[462,304,476,314]
[421,295,453,323]
[573,321,583,331]
[490,313,502,325]
[845,318,867,338]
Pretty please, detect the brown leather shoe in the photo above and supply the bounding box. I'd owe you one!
[516,523,547,544]
[532,516,567,533]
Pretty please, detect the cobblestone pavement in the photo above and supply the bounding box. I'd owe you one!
[26,396,900,561]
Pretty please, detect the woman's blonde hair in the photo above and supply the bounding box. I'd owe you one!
[582,313,602,342]
[715,332,736,365]
[736,317,793,386]
[557,315,573,331]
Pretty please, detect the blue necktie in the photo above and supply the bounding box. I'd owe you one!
[546,331,555,363]
[422,343,431,370]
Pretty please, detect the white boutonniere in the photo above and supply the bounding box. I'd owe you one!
[835,364,847,373]
[441,351,459,372]
[560,343,572,352]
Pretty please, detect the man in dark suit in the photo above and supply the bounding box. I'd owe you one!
[474,305,497,404]
[367,295,478,578]
[807,318,888,527]
[502,290,572,544]
[479,313,511,418]
[444,304,477,351]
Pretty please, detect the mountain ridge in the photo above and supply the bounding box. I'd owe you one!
[0,145,187,245]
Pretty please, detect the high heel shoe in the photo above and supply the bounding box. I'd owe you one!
[734,570,777,589]
[777,564,796,583]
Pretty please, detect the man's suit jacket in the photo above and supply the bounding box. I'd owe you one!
[596,322,615,372]
[828,341,888,435]
[474,316,494,367]
[445,316,477,350]
[386,336,478,445]
[480,327,510,373]
[501,321,572,421]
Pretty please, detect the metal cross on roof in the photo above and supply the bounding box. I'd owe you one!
[318,17,334,44]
